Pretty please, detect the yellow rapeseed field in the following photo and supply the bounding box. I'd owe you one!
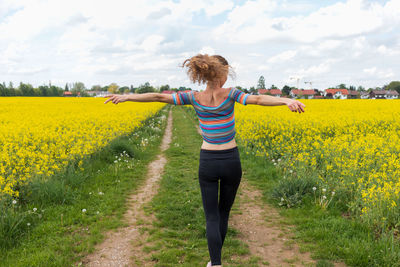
[235,99,400,228]
[0,97,165,199]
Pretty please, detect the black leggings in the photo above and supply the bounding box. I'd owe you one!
[198,147,242,266]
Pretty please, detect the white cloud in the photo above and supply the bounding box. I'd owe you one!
[0,0,399,89]
[213,0,400,44]
[199,46,215,55]
[364,67,377,75]
[364,67,394,79]
[267,50,297,63]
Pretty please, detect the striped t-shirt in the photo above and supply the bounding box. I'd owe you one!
[172,87,250,144]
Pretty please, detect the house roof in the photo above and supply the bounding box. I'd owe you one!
[325,89,349,95]
[258,89,282,95]
[372,90,387,94]
[372,90,399,95]
[348,90,359,95]
[291,89,316,95]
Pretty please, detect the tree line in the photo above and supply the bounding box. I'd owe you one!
[0,81,191,97]
[1,78,399,97]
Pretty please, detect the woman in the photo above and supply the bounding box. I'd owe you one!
[104,54,305,267]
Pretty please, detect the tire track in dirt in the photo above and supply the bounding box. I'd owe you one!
[79,109,173,267]
[195,124,346,267]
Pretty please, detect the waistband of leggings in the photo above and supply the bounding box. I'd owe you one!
[200,146,238,154]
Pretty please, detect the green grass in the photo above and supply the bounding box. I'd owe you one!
[0,106,170,267]
[238,145,400,267]
[143,106,255,266]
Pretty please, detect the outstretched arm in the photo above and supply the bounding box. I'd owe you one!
[104,93,174,105]
[245,94,305,113]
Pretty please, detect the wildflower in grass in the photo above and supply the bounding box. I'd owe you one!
[27,223,31,226]
[98,191,104,195]
[96,211,100,214]
[313,187,317,191]
[12,200,17,204]
[322,188,326,193]
[82,209,87,213]
[33,207,37,212]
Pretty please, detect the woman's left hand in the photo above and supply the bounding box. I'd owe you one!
[285,99,306,113]
[104,94,128,104]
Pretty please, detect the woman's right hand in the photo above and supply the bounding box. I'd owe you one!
[104,94,128,104]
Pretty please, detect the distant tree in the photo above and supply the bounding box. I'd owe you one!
[39,85,49,96]
[8,81,14,90]
[136,82,155,94]
[357,85,365,92]
[33,88,41,96]
[91,85,102,91]
[160,84,170,91]
[349,85,356,91]
[386,81,400,94]
[249,86,257,94]
[270,84,278,89]
[108,83,119,94]
[119,86,129,94]
[72,82,86,92]
[19,82,34,96]
[282,85,291,96]
[50,85,62,96]
[257,76,266,89]
[65,83,69,91]
[336,84,347,89]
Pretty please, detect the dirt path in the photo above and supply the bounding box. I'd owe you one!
[195,125,346,267]
[79,109,173,267]
[231,180,313,266]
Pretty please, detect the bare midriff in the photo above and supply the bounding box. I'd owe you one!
[200,138,237,150]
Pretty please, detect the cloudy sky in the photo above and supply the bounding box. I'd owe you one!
[0,0,399,91]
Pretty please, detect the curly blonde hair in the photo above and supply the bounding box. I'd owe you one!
[181,54,235,85]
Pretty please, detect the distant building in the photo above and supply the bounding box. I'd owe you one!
[370,90,399,99]
[360,92,370,99]
[290,89,316,99]
[258,89,282,97]
[324,89,348,99]
[63,91,81,97]
[347,90,360,99]
[86,91,109,97]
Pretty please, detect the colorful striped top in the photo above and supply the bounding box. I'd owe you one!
[172,87,250,144]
